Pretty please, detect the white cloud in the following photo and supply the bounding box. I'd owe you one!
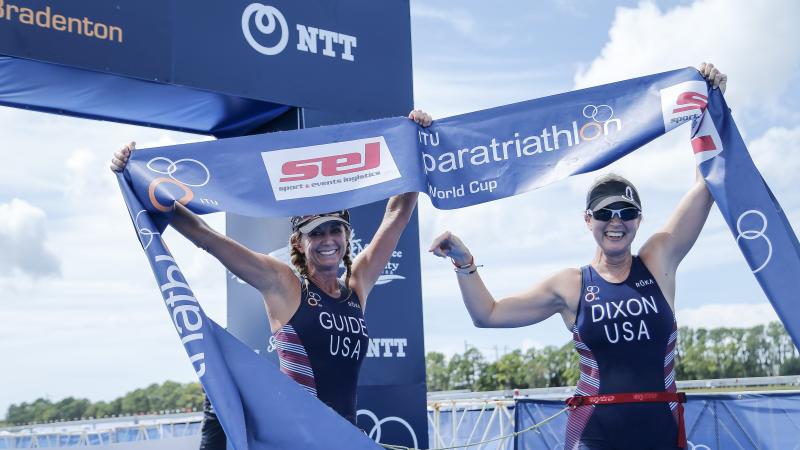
[574,0,800,118]
[551,130,699,200]
[64,149,112,206]
[0,109,226,415]
[676,303,779,329]
[0,199,60,278]
[411,4,475,35]
[562,0,800,221]
[413,66,565,118]
[749,126,800,190]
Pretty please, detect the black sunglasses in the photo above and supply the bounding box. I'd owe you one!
[589,207,641,221]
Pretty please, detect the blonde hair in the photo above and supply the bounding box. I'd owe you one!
[289,227,353,296]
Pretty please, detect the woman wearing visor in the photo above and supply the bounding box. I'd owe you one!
[429,64,727,449]
[110,110,431,443]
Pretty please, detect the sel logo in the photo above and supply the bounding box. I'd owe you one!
[280,142,380,182]
[261,137,401,201]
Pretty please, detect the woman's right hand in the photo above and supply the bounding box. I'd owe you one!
[428,231,473,266]
[110,141,135,172]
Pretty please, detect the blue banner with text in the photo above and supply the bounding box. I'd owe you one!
[119,67,800,448]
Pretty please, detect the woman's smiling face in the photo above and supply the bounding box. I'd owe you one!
[585,203,642,256]
[298,221,349,271]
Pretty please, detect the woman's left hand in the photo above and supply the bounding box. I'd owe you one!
[698,62,727,94]
[408,109,433,127]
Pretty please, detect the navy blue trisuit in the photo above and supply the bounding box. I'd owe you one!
[566,256,681,450]
[272,279,370,424]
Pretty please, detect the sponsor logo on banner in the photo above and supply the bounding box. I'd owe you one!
[689,108,723,164]
[262,137,401,201]
[659,80,708,132]
[357,409,418,449]
[242,3,358,61]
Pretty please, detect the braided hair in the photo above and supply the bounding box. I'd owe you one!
[289,227,353,296]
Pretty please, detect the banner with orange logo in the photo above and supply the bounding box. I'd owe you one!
[119,67,800,448]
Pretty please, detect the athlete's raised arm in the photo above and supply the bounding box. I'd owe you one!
[640,168,713,270]
[169,202,299,297]
[350,110,431,305]
[111,142,300,321]
[428,231,580,328]
[350,191,418,304]
[640,64,727,291]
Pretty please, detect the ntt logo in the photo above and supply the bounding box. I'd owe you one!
[241,4,288,56]
[242,3,357,61]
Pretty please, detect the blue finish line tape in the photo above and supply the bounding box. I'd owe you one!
[117,67,800,449]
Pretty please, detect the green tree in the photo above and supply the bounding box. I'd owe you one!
[447,346,485,391]
[426,352,450,391]
[54,397,91,421]
[524,343,577,388]
[4,381,204,425]
[490,350,529,390]
[780,357,800,375]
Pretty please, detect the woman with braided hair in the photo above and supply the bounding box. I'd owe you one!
[110,110,431,441]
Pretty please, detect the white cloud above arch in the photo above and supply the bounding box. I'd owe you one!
[574,0,800,117]
[0,198,60,278]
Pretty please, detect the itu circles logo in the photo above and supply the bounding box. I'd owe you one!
[134,209,160,250]
[736,210,772,274]
[577,104,620,142]
[306,291,322,307]
[686,441,711,450]
[357,409,418,449]
[242,3,289,56]
[584,285,600,303]
[583,104,614,122]
[146,157,211,212]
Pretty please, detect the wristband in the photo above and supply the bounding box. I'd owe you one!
[452,256,482,275]
[454,265,480,275]
[451,255,474,269]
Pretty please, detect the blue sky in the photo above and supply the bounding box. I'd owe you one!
[1,0,799,415]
